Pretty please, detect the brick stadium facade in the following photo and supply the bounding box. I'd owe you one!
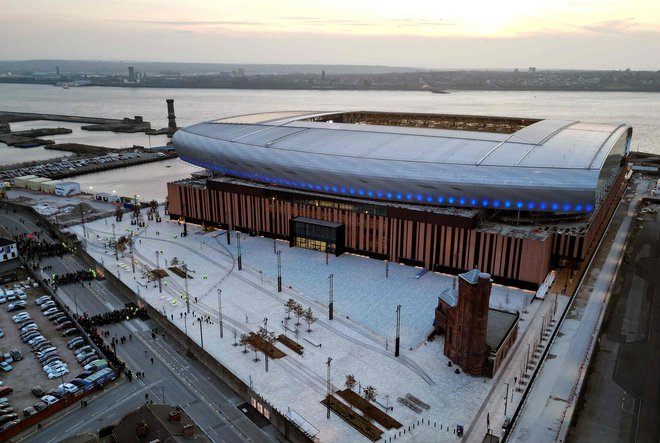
[166,163,627,289]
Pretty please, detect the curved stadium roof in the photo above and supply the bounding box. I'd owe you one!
[173,111,632,214]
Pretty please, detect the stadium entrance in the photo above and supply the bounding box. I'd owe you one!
[289,217,345,256]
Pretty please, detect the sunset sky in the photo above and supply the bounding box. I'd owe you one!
[2,0,659,69]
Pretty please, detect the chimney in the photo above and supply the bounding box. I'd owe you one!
[166,99,177,132]
[136,420,149,437]
[168,410,182,422]
[182,423,194,437]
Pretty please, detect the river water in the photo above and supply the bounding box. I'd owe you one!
[1,83,658,201]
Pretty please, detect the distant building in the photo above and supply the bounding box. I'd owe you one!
[433,269,518,377]
[128,66,136,82]
[528,67,536,73]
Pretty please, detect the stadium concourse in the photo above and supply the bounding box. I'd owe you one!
[68,210,555,442]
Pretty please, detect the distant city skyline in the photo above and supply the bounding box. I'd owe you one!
[2,0,660,69]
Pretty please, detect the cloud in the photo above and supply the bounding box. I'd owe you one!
[576,17,641,34]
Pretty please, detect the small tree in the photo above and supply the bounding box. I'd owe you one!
[285,298,296,319]
[239,333,249,354]
[304,307,316,332]
[363,385,377,403]
[345,374,357,391]
[294,303,305,326]
[170,257,180,267]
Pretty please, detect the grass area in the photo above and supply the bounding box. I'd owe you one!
[246,332,286,359]
[277,334,304,355]
[337,389,402,430]
[321,395,383,442]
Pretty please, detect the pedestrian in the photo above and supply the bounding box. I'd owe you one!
[129,334,132,341]
[150,357,154,364]
[144,350,147,357]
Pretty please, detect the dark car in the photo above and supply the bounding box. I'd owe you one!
[81,355,99,366]
[31,386,45,397]
[23,406,37,417]
[9,350,23,361]
[53,316,70,325]
[0,406,14,414]
[47,388,66,398]
[39,353,59,363]
[0,413,18,424]
[75,370,93,379]
[62,328,78,336]
[0,420,18,431]
[33,401,47,411]
[0,386,13,396]
[47,312,65,321]
[56,321,73,331]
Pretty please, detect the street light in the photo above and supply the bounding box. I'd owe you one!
[326,357,333,419]
[218,289,223,338]
[276,250,282,292]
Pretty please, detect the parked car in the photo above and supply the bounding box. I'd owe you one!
[33,401,47,411]
[58,383,79,394]
[35,296,52,305]
[38,347,57,357]
[69,340,85,350]
[47,313,66,321]
[31,386,45,397]
[53,316,70,325]
[21,324,39,333]
[7,301,26,312]
[62,328,78,336]
[40,395,58,405]
[42,307,59,316]
[67,337,83,348]
[23,406,37,417]
[0,419,18,430]
[84,359,108,372]
[0,413,18,423]
[44,361,67,372]
[0,295,6,304]
[81,355,99,366]
[39,353,59,363]
[40,301,56,310]
[12,312,30,323]
[56,321,73,331]
[0,329,3,338]
[0,406,14,415]
[75,370,93,379]
[47,367,69,379]
[76,346,92,355]
[76,351,95,362]
[0,362,12,372]
[2,353,12,364]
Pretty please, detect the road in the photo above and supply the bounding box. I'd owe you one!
[1,207,276,443]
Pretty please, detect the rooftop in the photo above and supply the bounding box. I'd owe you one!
[111,403,211,443]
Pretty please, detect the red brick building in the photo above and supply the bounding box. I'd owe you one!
[434,269,519,377]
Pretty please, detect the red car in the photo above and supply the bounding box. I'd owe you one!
[0,386,13,396]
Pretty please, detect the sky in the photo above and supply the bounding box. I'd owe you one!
[2,0,660,69]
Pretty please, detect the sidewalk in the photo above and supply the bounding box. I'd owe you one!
[507,178,643,442]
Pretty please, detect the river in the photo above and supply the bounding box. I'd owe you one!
[1,83,658,201]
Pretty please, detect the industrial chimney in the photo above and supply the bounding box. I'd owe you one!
[166,99,177,133]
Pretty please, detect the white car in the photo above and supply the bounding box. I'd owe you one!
[44,362,67,372]
[41,395,59,405]
[36,296,52,305]
[12,313,30,323]
[0,295,6,304]
[47,367,69,379]
[58,383,79,394]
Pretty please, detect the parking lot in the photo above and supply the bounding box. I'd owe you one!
[0,273,92,424]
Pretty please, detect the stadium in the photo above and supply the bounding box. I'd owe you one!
[168,111,632,288]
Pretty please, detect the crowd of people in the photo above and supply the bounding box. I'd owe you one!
[52,269,96,286]
[76,306,148,328]
[16,236,71,260]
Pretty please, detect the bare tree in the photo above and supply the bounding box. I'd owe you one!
[285,298,296,319]
[294,303,305,326]
[170,257,180,267]
[345,374,357,391]
[363,385,377,403]
[304,307,316,332]
[239,333,249,354]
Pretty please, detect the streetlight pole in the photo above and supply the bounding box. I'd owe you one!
[328,273,334,320]
[199,319,204,349]
[504,383,509,416]
[74,292,78,316]
[326,357,333,419]
[218,289,223,338]
[237,232,242,270]
[276,250,282,292]
[263,317,269,372]
[155,251,162,293]
[183,263,190,314]
[385,260,389,278]
[395,304,401,357]
[184,314,188,338]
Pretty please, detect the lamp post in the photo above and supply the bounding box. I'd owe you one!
[184,314,188,338]
[263,317,269,372]
[218,289,223,338]
[504,382,509,416]
[199,318,204,349]
[155,251,162,293]
[395,304,401,357]
[326,357,332,419]
[237,232,242,270]
[276,250,282,292]
[183,263,190,314]
[328,273,334,320]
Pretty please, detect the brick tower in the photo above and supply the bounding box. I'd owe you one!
[435,268,492,376]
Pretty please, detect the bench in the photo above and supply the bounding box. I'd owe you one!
[304,337,321,348]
